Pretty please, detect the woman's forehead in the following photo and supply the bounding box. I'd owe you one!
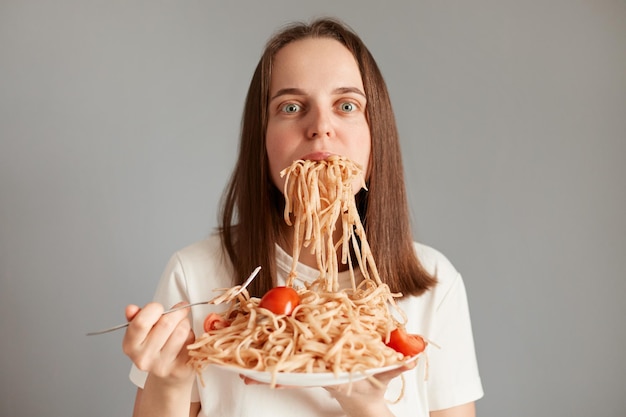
[270,38,363,93]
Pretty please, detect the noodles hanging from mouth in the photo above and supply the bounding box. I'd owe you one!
[282,156,381,292]
[187,156,411,386]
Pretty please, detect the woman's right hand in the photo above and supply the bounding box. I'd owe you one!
[122,302,196,384]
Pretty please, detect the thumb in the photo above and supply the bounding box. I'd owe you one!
[125,304,141,322]
[373,358,419,384]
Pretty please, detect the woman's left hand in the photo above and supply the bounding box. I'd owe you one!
[323,360,417,417]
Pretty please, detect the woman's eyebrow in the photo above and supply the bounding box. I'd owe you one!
[270,86,366,102]
[270,88,305,101]
[333,87,366,98]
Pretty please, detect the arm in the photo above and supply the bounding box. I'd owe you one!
[123,302,197,417]
[430,402,475,417]
[133,388,201,417]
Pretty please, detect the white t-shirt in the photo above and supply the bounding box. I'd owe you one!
[129,234,483,416]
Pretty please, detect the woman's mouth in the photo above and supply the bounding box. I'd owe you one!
[300,151,334,161]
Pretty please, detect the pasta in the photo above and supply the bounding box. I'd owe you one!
[187,156,413,386]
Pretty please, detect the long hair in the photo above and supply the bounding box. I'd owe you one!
[220,17,436,297]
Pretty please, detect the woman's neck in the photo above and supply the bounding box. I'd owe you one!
[278,220,348,272]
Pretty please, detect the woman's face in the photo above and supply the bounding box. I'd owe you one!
[266,37,371,193]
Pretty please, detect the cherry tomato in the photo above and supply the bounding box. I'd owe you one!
[258,286,301,316]
[385,328,427,356]
[203,313,230,333]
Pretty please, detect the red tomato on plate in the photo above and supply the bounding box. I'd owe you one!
[385,328,427,356]
[203,313,230,333]
[259,287,301,316]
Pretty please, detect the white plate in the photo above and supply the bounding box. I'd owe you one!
[211,356,418,387]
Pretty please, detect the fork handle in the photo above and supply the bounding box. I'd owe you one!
[86,266,261,336]
[85,301,209,336]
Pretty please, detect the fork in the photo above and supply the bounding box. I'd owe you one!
[86,266,261,336]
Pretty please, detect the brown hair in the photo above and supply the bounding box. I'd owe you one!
[219,17,436,297]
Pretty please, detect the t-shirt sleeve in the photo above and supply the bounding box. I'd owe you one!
[128,252,201,402]
[427,272,484,410]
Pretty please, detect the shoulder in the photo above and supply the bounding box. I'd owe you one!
[412,241,464,306]
[172,233,224,265]
[413,242,459,282]
[163,233,233,289]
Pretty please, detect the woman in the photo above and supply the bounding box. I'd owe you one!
[123,18,483,417]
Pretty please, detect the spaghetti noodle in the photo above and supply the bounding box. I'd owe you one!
[187,156,414,386]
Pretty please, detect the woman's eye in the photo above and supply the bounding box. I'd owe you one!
[340,102,356,112]
[281,103,301,113]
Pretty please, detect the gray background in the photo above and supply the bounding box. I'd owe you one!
[1,1,624,416]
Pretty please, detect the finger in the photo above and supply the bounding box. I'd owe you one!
[125,304,141,322]
[169,300,190,310]
[372,359,418,384]
[173,327,197,373]
[159,316,193,365]
[180,325,196,360]
[239,375,288,388]
[123,303,192,372]
[137,304,190,354]
[127,302,165,342]
[123,303,165,355]
[240,375,262,385]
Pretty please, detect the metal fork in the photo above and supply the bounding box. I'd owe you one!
[86,266,261,336]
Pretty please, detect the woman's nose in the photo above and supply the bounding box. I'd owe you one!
[306,107,333,139]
